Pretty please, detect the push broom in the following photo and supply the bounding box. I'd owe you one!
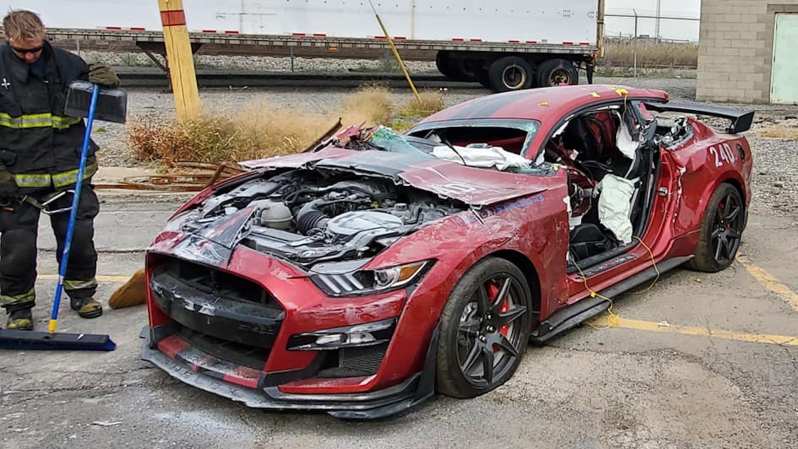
[0,81,127,351]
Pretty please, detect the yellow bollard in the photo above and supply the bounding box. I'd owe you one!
[157,0,201,121]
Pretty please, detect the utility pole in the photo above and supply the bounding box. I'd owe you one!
[655,0,662,41]
[157,0,201,121]
[240,0,245,33]
[633,8,639,78]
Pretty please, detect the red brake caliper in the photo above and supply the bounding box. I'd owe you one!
[487,282,511,344]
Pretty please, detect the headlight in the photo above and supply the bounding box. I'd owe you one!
[311,260,431,296]
[287,318,396,351]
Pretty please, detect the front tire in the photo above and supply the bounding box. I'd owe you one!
[436,258,532,398]
[687,183,746,272]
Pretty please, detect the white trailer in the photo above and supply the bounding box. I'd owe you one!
[2,0,606,92]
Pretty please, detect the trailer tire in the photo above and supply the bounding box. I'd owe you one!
[537,59,579,87]
[487,56,534,92]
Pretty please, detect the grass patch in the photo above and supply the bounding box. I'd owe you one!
[758,125,798,140]
[128,86,446,165]
[602,40,698,69]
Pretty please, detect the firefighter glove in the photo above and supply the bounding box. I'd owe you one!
[88,63,120,88]
[0,169,18,201]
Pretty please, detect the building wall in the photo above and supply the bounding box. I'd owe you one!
[697,0,798,103]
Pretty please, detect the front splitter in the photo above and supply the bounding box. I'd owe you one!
[140,327,437,420]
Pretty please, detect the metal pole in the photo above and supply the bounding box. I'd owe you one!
[633,9,638,79]
[368,0,421,101]
[240,0,245,33]
[596,0,605,58]
[655,0,662,42]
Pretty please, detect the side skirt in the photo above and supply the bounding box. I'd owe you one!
[530,256,693,344]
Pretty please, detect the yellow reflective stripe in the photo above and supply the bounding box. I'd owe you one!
[0,288,36,306]
[51,162,98,188]
[52,116,82,129]
[63,278,98,291]
[15,163,97,188]
[14,173,52,188]
[0,112,82,129]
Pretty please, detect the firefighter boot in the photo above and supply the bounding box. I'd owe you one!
[70,296,103,319]
[4,303,34,331]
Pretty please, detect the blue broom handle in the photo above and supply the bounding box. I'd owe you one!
[49,84,100,333]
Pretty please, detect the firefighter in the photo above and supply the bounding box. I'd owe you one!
[0,10,119,330]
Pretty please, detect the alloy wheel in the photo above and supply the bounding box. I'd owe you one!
[711,191,744,265]
[456,275,527,387]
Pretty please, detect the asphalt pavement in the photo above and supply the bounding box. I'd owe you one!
[1,189,797,449]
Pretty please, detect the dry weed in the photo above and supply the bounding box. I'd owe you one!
[758,125,798,140]
[128,86,438,165]
[603,40,698,68]
[341,86,394,126]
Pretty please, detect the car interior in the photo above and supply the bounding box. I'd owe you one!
[406,104,662,273]
[541,102,661,272]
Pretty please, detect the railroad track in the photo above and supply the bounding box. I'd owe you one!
[116,67,483,89]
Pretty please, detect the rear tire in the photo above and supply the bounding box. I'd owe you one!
[687,184,746,273]
[487,56,534,92]
[436,258,532,398]
[537,58,579,87]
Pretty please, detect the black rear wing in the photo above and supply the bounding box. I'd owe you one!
[644,100,755,134]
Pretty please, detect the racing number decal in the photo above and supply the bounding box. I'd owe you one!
[709,143,737,168]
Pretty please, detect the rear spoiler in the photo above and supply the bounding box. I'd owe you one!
[644,100,755,134]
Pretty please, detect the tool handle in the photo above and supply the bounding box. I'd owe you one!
[49,84,100,334]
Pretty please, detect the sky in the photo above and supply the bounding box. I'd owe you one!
[605,0,701,41]
[0,1,703,42]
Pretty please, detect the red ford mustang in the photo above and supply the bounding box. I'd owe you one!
[143,85,754,419]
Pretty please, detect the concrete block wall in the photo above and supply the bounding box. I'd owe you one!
[697,0,798,103]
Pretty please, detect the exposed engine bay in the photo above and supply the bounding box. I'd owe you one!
[176,169,466,267]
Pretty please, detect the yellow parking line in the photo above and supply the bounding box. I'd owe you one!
[39,274,132,283]
[590,315,798,347]
[737,256,798,312]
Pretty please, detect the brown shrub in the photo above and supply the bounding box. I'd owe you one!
[128,86,438,165]
[341,86,394,126]
[128,105,330,165]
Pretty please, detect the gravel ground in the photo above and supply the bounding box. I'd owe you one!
[80,50,440,74]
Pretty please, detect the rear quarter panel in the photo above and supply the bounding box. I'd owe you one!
[665,119,753,242]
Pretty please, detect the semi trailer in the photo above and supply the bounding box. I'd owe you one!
[2,0,606,92]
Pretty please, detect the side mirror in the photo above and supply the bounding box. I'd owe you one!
[64,81,128,124]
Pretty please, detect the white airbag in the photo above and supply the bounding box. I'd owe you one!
[598,174,637,244]
[432,145,531,171]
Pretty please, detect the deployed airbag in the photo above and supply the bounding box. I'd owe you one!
[432,145,531,171]
[598,174,637,244]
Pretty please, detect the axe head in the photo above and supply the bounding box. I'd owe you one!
[65,81,128,124]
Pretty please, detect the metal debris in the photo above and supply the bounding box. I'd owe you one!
[95,162,248,192]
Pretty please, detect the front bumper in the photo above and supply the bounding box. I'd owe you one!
[141,326,437,420]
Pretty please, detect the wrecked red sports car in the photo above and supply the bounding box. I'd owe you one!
[143,85,754,419]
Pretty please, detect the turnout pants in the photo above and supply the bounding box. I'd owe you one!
[0,185,99,312]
